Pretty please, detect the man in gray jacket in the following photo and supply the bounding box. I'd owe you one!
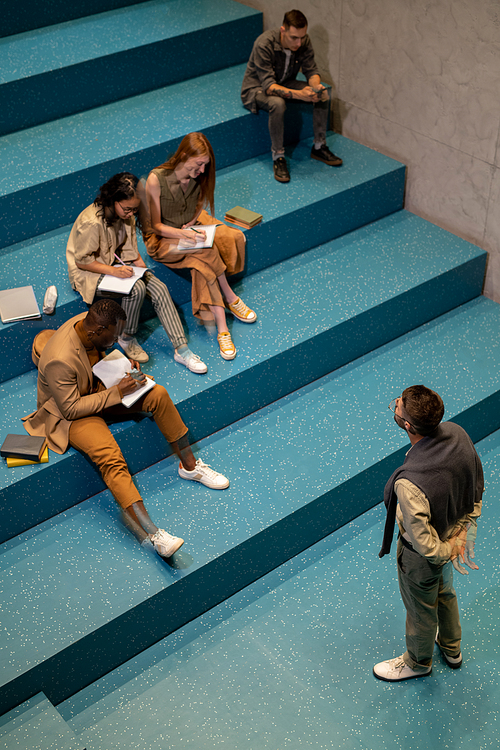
[241,9,342,183]
[374,385,483,681]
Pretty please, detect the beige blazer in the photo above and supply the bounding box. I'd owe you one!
[66,204,139,304]
[23,313,122,454]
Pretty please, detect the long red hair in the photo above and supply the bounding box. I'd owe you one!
[157,132,216,216]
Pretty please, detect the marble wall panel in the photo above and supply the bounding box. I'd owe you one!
[237,0,500,300]
[342,103,492,248]
[483,166,500,302]
[339,0,500,164]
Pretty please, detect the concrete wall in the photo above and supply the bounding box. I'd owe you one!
[238,0,500,302]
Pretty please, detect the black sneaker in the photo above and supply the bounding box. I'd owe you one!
[311,144,343,166]
[273,156,290,182]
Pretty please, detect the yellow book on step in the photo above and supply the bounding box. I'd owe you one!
[6,446,49,467]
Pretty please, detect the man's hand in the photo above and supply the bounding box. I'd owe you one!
[296,85,320,102]
[311,85,328,102]
[127,359,143,372]
[118,366,146,395]
[449,524,479,575]
[118,374,141,396]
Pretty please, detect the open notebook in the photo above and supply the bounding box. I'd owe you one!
[92,350,155,407]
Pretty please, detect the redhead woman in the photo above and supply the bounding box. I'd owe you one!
[66,172,207,374]
[145,133,257,361]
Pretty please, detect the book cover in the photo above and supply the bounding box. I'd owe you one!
[0,285,41,324]
[6,446,49,467]
[224,215,262,229]
[0,434,47,461]
[224,206,262,225]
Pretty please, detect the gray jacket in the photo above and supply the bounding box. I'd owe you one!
[241,28,319,113]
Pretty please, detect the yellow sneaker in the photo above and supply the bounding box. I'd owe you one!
[217,331,236,360]
[227,297,257,323]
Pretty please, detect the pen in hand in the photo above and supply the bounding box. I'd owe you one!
[113,253,134,277]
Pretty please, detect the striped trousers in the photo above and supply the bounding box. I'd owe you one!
[120,271,187,349]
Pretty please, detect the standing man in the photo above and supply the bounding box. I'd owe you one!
[241,9,342,183]
[374,385,483,681]
[23,299,229,559]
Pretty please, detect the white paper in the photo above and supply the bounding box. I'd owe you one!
[176,224,217,250]
[97,266,148,294]
[92,350,155,408]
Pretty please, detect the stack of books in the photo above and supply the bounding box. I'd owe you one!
[0,434,48,467]
[224,206,263,229]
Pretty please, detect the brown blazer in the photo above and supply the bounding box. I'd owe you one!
[23,313,122,454]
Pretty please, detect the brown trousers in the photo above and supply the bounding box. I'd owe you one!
[145,211,245,320]
[69,385,187,509]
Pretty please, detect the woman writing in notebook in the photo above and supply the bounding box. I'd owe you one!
[66,172,207,373]
[145,132,257,361]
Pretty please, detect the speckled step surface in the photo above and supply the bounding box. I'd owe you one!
[0,693,83,750]
[57,428,500,750]
[0,210,485,542]
[2,295,500,713]
[0,134,403,381]
[0,64,322,248]
[2,0,152,38]
[0,0,262,135]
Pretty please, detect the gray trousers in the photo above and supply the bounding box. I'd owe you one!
[119,271,187,349]
[254,79,329,155]
[397,538,461,670]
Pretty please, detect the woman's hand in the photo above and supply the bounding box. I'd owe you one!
[111,265,134,278]
[183,228,206,243]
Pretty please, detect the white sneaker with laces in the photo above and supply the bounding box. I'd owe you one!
[148,529,184,558]
[373,655,431,682]
[178,458,229,489]
[174,348,208,374]
[118,336,149,363]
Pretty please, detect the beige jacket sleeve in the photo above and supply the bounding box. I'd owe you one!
[23,314,123,454]
[67,205,140,304]
[395,478,482,564]
[43,356,121,422]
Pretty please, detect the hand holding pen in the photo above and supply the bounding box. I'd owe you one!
[112,253,134,278]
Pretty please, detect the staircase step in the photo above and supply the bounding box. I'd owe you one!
[0,693,83,750]
[57,428,500,750]
[1,295,499,712]
[0,210,485,541]
[0,64,323,248]
[0,135,404,382]
[0,0,262,135]
[3,0,153,38]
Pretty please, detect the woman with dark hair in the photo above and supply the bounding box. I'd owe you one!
[66,172,207,374]
[145,133,257,361]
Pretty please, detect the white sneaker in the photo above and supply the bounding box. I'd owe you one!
[174,348,208,374]
[148,529,184,558]
[178,458,229,489]
[373,655,431,682]
[118,336,149,363]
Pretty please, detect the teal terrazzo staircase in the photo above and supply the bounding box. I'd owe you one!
[0,693,84,750]
[0,210,485,542]
[0,0,496,745]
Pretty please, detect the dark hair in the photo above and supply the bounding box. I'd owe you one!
[282,9,308,29]
[401,385,444,436]
[94,172,144,233]
[87,299,127,328]
[156,132,216,216]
